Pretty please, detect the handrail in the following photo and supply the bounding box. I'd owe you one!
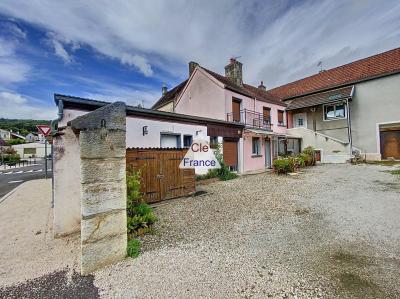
[226,109,272,131]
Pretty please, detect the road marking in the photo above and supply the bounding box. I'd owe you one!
[3,172,12,175]
[14,171,23,174]
[47,169,52,171]
[26,170,33,173]
[34,169,43,172]
[8,180,24,184]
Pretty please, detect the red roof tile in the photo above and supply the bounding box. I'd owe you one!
[268,47,400,101]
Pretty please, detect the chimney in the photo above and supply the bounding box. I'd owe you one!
[189,61,199,77]
[225,58,243,86]
[162,84,167,95]
[258,81,266,90]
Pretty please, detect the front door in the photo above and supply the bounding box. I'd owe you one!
[223,139,238,171]
[265,139,271,168]
[293,113,307,128]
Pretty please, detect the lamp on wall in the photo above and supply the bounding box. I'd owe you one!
[142,126,148,136]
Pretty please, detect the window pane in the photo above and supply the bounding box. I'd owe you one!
[183,135,193,147]
[325,105,335,119]
[278,110,284,124]
[335,104,345,118]
[297,118,304,126]
[252,137,260,155]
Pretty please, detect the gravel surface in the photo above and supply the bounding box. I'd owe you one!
[95,163,400,298]
[0,179,98,298]
[2,165,399,298]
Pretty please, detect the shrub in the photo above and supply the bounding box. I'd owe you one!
[273,157,295,174]
[126,169,158,239]
[127,239,141,258]
[196,144,238,181]
[6,139,25,146]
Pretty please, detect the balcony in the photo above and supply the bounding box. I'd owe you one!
[227,109,272,131]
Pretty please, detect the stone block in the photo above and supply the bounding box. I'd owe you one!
[81,182,126,216]
[81,158,125,184]
[81,233,127,275]
[71,102,126,131]
[80,129,126,159]
[81,210,127,244]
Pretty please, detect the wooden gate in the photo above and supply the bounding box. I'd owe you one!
[126,148,195,203]
[380,129,400,159]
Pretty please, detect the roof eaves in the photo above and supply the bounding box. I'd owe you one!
[281,69,400,102]
[55,94,244,128]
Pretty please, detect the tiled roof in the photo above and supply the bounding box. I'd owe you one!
[151,67,287,109]
[202,68,286,106]
[151,47,400,110]
[286,86,353,110]
[151,80,188,109]
[268,47,400,101]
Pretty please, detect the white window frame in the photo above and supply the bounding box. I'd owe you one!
[293,112,307,128]
[323,101,347,121]
[252,137,261,156]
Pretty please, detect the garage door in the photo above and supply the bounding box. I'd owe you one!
[380,130,400,159]
[223,139,238,170]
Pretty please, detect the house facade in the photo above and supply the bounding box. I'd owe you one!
[281,48,400,162]
[153,59,300,173]
[153,47,400,164]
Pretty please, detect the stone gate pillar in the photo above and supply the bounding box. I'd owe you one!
[70,102,127,275]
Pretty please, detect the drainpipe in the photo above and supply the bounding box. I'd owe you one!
[50,99,64,208]
[346,97,353,160]
[51,100,64,134]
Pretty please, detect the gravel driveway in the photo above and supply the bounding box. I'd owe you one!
[94,164,400,298]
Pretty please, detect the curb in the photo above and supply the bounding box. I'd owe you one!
[0,182,26,205]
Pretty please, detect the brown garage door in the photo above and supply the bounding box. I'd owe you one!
[223,139,238,170]
[380,130,400,159]
[126,148,195,203]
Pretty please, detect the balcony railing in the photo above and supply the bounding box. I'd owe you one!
[227,109,272,130]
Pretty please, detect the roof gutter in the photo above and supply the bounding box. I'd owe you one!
[51,99,63,135]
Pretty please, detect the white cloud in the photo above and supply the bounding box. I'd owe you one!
[120,53,153,77]
[0,0,399,86]
[0,37,30,84]
[45,33,74,64]
[0,91,57,119]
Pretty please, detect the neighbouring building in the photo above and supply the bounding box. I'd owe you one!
[12,142,52,159]
[152,59,301,173]
[25,132,38,142]
[281,48,400,162]
[0,129,25,141]
[153,47,400,164]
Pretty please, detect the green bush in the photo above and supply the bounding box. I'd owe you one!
[273,157,295,174]
[126,169,158,239]
[196,144,238,181]
[127,239,141,258]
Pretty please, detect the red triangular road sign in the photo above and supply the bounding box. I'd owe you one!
[36,125,52,136]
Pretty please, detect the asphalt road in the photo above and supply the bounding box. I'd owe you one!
[0,160,52,199]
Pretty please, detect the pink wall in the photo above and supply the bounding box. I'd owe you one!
[175,69,226,120]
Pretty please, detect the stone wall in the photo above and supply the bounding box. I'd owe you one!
[70,102,127,275]
[53,126,81,237]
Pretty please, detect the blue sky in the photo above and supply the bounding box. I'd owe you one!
[0,0,399,119]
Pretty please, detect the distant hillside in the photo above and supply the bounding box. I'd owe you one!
[0,118,50,136]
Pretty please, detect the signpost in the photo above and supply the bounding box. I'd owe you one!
[36,125,52,179]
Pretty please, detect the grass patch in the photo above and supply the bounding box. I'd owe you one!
[366,160,400,166]
[338,272,383,297]
[127,239,141,258]
[385,169,400,175]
